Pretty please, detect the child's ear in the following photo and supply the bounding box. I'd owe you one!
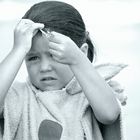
[80,43,88,56]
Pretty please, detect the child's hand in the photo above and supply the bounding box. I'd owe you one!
[48,31,83,65]
[13,19,44,54]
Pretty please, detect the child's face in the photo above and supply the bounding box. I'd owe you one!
[25,32,74,91]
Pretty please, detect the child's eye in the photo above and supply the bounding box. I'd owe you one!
[28,56,39,61]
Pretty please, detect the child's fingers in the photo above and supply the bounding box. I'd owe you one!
[49,31,68,44]
[16,19,32,31]
[16,19,44,35]
[48,33,61,44]
[40,29,60,44]
[32,23,44,31]
[31,23,44,36]
[49,49,61,58]
[19,19,44,29]
[49,42,62,51]
[18,19,34,26]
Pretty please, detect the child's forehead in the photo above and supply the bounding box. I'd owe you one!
[28,46,49,55]
[31,33,50,53]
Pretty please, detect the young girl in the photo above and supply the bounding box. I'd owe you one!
[0,1,126,140]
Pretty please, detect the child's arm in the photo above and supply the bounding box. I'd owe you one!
[0,19,44,115]
[70,54,120,124]
[48,32,120,125]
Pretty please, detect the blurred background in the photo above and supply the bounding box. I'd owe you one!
[0,0,140,139]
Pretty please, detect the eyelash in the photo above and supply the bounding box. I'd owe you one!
[27,53,53,62]
[28,56,39,61]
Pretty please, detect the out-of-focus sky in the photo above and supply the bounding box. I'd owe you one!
[0,0,140,139]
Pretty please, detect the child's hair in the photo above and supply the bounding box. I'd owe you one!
[22,1,95,62]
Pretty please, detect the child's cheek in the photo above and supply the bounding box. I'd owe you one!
[26,62,40,76]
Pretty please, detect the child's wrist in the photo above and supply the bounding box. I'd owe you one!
[69,51,87,67]
[12,45,28,57]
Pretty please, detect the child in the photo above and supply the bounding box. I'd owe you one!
[0,1,126,140]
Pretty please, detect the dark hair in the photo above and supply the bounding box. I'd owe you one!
[22,1,95,62]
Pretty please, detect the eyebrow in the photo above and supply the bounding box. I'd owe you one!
[26,52,38,57]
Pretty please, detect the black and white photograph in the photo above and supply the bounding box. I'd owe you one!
[0,0,140,140]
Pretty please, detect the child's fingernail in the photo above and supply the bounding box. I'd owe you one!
[40,29,54,40]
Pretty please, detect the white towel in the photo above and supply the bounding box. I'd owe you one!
[0,63,127,140]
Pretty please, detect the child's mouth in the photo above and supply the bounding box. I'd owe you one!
[40,77,57,81]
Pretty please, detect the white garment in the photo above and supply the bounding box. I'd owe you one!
[3,77,90,140]
[0,63,127,140]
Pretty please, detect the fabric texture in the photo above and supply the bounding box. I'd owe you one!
[0,63,127,140]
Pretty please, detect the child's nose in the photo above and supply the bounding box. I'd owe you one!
[40,59,52,72]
